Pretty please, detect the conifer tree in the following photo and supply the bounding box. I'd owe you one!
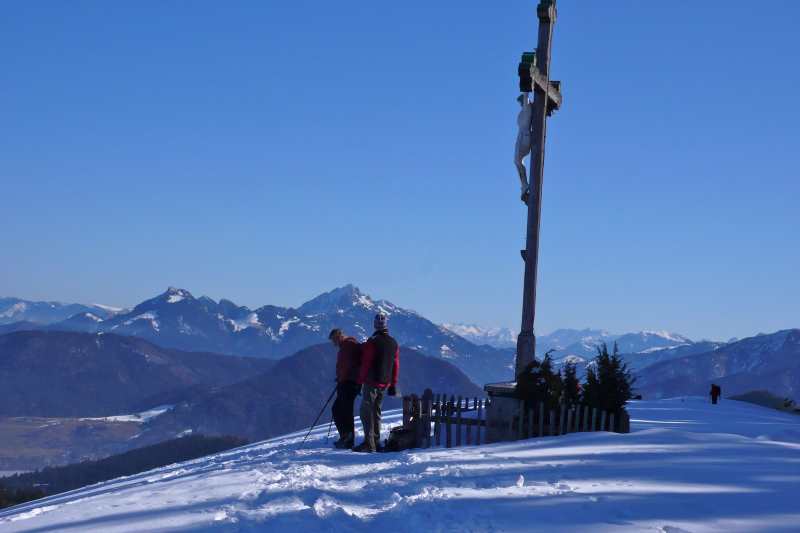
[539,353,563,408]
[562,361,580,407]
[516,350,564,409]
[581,365,600,407]
[581,342,635,413]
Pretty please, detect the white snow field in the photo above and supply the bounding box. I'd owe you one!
[1,397,799,532]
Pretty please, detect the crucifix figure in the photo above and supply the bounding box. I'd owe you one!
[514,93,534,204]
[515,0,563,379]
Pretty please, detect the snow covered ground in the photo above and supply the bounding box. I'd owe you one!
[1,397,799,532]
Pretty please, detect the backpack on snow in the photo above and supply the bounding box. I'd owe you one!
[385,425,417,452]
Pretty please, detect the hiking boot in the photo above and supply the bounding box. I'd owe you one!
[352,441,375,453]
[334,433,354,449]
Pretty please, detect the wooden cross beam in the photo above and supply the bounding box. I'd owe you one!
[518,54,562,114]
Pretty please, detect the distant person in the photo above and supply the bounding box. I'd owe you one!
[353,313,399,453]
[329,329,362,449]
[710,384,721,404]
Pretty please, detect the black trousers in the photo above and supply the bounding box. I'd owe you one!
[332,381,360,437]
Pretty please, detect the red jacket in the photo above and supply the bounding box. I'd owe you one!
[336,337,362,384]
[358,332,399,388]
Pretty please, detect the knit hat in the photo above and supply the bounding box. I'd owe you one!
[374,313,388,332]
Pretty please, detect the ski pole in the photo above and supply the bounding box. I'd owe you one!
[298,385,338,450]
[326,417,334,443]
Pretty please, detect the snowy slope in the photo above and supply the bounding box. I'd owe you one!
[2,398,799,532]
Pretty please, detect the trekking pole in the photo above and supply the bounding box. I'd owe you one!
[325,417,334,443]
[298,385,338,450]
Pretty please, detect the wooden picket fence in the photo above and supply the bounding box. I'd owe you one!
[491,399,631,442]
[401,390,629,449]
[401,391,487,448]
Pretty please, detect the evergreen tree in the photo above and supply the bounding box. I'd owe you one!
[516,350,563,409]
[539,353,563,408]
[581,342,635,413]
[581,365,600,407]
[561,361,580,407]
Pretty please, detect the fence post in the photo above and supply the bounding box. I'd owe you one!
[422,389,433,448]
[527,405,534,439]
[591,408,598,431]
[434,396,442,447]
[476,399,483,445]
[507,404,515,440]
[517,400,525,440]
[538,403,544,437]
[566,407,573,435]
[414,397,423,447]
[456,396,463,447]
[446,395,454,448]
[621,410,630,433]
[466,412,472,445]
[600,410,607,432]
[583,405,590,432]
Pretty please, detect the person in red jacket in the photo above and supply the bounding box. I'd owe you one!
[353,313,399,453]
[329,329,362,449]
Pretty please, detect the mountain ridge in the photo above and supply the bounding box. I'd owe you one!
[635,329,800,401]
[3,286,514,384]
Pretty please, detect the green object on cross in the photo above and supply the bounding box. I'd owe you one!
[520,51,537,66]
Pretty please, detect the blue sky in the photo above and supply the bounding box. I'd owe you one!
[1,1,798,341]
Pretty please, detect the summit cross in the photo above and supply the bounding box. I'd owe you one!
[515,0,563,378]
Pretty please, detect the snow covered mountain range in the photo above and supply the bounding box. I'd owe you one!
[1,286,513,384]
[0,297,122,326]
[440,323,516,348]
[2,397,798,532]
[441,324,701,369]
[2,288,794,398]
[441,325,696,360]
[2,287,703,385]
[636,328,800,401]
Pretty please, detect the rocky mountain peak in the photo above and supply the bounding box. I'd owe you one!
[163,287,193,303]
[297,284,369,315]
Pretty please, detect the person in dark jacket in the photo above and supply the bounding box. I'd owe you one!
[329,329,362,449]
[353,313,399,453]
[710,383,722,405]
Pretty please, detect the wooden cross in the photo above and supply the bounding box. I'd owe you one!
[516,0,563,379]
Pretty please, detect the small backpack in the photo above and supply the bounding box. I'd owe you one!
[385,425,417,452]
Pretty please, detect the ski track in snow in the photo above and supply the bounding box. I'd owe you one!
[1,398,800,532]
